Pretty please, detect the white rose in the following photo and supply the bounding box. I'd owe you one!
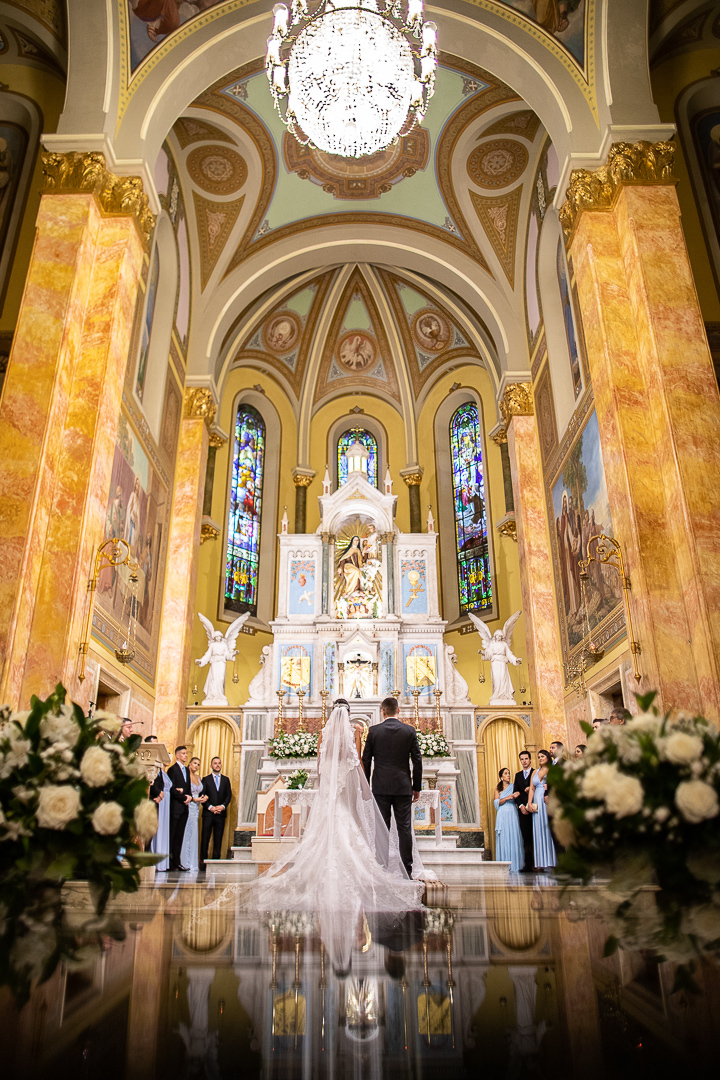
[134,800,158,842]
[661,732,704,766]
[92,801,124,835]
[80,745,115,787]
[552,810,576,848]
[604,772,644,818]
[36,784,82,829]
[675,780,720,824]
[627,713,662,735]
[40,711,80,748]
[93,710,122,734]
[580,763,619,801]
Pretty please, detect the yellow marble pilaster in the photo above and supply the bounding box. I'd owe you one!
[153,390,215,747]
[503,386,567,745]
[565,144,720,718]
[0,170,149,706]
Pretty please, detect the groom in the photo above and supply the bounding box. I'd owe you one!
[362,696,422,878]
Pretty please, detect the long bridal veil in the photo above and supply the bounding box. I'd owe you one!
[254,704,423,915]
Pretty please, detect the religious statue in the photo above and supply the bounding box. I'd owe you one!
[196,612,250,706]
[443,644,471,705]
[246,644,275,706]
[334,522,383,619]
[469,610,522,706]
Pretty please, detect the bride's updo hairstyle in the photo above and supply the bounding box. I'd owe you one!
[333,697,350,708]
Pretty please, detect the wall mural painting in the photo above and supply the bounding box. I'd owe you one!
[450,403,492,614]
[225,403,265,616]
[692,109,720,252]
[0,122,28,256]
[550,408,624,662]
[498,1,587,67]
[400,557,428,615]
[337,427,378,487]
[127,1,225,71]
[288,558,316,616]
[556,238,582,399]
[95,411,168,681]
[135,246,160,401]
[334,518,383,619]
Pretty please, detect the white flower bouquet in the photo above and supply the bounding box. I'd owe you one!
[286,769,309,790]
[549,693,720,977]
[269,731,319,759]
[0,684,159,1003]
[417,731,451,758]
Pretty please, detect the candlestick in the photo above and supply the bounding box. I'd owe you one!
[434,687,443,734]
[320,688,329,727]
[276,689,285,735]
[412,688,421,730]
[297,688,305,732]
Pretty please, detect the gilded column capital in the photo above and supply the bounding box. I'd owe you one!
[41,150,155,249]
[400,468,423,487]
[559,139,676,244]
[184,387,217,430]
[292,469,315,488]
[500,382,533,423]
[208,430,228,449]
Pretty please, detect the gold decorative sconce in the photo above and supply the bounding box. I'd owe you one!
[580,533,641,683]
[78,538,138,683]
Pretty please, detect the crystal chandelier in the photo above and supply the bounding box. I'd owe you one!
[266,0,438,158]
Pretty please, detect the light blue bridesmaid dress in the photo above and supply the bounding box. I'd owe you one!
[494,783,525,872]
[181,780,202,872]
[531,769,556,869]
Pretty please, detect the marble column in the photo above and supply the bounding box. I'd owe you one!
[321,532,330,615]
[400,467,423,533]
[384,533,396,615]
[153,389,214,747]
[292,468,314,533]
[501,384,567,744]
[562,140,720,718]
[0,152,152,707]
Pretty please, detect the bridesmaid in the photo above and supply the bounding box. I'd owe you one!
[527,749,556,870]
[494,767,525,872]
[181,756,207,873]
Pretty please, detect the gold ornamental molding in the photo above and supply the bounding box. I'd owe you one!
[292,470,315,488]
[41,151,155,250]
[200,520,221,545]
[184,387,217,430]
[559,139,676,244]
[208,430,228,449]
[493,382,533,444]
[496,514,518,543]
[400,471,423,487]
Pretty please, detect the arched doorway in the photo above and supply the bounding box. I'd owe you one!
[477,716,531,859]
[186,714,242,859]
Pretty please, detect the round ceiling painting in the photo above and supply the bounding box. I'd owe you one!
[466,139,528,190]
[187,145,248,196]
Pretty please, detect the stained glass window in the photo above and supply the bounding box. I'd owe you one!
[337,428,378,487]
[450,402,492,613]
[225,404,265,615]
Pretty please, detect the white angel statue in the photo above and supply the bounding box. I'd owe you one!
[246,644,275,706]
[196,612,250,706]
[469,610,522,706]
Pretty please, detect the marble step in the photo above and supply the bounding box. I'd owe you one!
[230,846,254,862]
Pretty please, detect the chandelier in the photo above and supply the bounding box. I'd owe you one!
[266,0,438,158]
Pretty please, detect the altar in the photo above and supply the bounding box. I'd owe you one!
[235,442,482,839]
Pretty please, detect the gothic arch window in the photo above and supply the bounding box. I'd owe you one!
[450,402,492,614]
[337,427,379,487]
[225,403,266,616]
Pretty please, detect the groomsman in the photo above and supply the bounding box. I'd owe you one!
[167,745,192,871]
[514,750,534,872]
[200,756,232,869]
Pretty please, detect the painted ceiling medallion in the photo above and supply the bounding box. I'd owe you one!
[466,138,528,189]
[266,0,438,158]
[412,308,451,352]
[283,128,429,199]
[187,145,248,195]
[337,331,378,374]
[263,310,302,354]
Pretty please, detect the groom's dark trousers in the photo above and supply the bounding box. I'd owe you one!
[362,717,422,877]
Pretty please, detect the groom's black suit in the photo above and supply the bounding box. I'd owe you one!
[362,716,422,877]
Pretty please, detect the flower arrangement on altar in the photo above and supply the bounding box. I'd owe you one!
[0,685,159,1003]
[417,731,450,758]
[268,910,316,937]
[549,694,720,979]
[286,768,309,789]
[269,731,319,759]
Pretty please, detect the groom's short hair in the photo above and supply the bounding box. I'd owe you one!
[381,696,399,716]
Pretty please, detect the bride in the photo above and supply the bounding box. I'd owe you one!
[253,700,424,915]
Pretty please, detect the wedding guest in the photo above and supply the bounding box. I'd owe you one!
[167,745,192,872]
[528,750,556,870]
[119,718,134,741]
[609,707,628,726]
[494,767,524,872]
[549,741,565,764]
[200,756,232,869]
[513,751,534,873]
[181,756,207,873]
[575,744,587,758]
[592,718,608,730]
[149,765,172,872]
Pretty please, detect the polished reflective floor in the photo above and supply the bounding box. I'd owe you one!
[4,875,719,1079]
